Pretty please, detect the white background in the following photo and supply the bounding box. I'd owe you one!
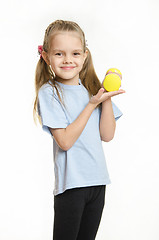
[0,0,159,239]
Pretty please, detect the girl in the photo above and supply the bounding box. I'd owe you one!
[33,20,125,240]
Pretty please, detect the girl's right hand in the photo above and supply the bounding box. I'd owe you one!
[89,88,125,106]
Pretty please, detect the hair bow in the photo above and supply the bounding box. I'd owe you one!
[38,45,43,59]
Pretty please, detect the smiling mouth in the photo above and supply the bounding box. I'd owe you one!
[61,66,75,70]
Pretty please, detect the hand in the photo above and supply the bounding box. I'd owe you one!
[89,88,125,106]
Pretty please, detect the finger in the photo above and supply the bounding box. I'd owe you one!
[96,88,105,98]
[117,89,125,93]
[106,89,125,97]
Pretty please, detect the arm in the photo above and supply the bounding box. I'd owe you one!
[99,98,116,142]
[49,102,96,151]
[50,88,125,151]
[89,88,125,142]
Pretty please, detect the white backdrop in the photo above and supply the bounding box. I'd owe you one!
[1,0,159,239]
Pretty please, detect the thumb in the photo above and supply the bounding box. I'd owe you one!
[96,88,105,99]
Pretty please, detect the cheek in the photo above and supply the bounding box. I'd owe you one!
[50,57,60,67]
[78,57,85,66]
[78,61,84,72]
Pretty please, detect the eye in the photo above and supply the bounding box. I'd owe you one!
[73,52,80,56]
[55,53,62,56]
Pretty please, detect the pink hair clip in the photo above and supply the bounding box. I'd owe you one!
[38,45,43,59]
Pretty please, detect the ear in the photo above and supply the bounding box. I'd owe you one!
[83,50,88,63]
[41,51,50,65]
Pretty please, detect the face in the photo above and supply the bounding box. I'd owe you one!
[45,31,87,85]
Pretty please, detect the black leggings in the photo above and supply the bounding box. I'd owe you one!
[53,185,106,240]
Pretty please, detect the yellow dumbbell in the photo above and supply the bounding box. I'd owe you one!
[103,68,122,92]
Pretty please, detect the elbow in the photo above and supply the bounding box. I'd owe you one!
[61,145,70,151]
[100,124,116,142]
[60,141,72,151]
[50,128,73,151]
[101,133,115,142]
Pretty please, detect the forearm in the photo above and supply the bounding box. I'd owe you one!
[64,102,96,149]
[99,98,116,142]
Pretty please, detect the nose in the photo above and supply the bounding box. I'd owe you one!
[63,54,73,64]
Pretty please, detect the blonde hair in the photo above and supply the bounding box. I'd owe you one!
[33,20,102,124]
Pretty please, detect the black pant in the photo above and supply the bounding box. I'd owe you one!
[53,185,106,240]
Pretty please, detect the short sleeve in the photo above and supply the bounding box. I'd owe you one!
[112,101,123,121]
[38,84,68,135]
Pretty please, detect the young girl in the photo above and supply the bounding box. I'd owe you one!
[33,20,125,240]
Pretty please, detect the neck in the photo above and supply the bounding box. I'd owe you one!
[55,77,80,85]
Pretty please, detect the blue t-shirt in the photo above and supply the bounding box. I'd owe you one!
[38,79,122,195]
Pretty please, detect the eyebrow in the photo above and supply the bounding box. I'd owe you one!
[52,49,83,52]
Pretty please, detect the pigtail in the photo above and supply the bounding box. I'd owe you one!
[35,58,51,92]
[33,54,65,124]
[33,58,47,124]
[80,47,102,98]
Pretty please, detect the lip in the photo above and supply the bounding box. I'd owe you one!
[61,66,75,70]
